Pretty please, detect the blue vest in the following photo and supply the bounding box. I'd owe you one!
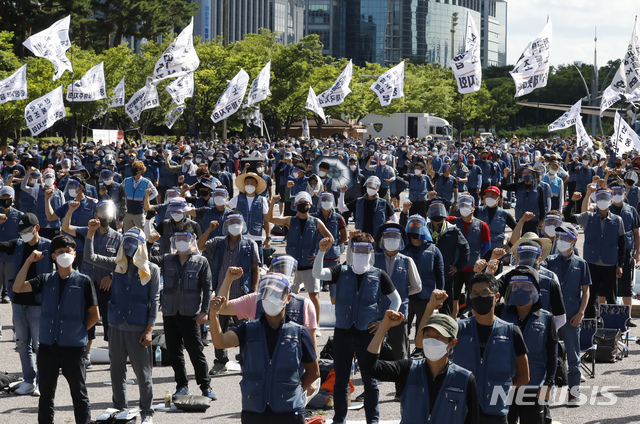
[374,165,394,188]
[81,228,121,283]
[435,174,456,203]
[316,210,342,260]
[537,267,556,312]
[105,181,123,203]
[335,266,383,330]
[627,185,639,210]
[21,185,37,213]
[545,253,586,318]
[109,266,154,327]
[199,206,232,239]
[286,216,319,268]
[124,177,151,214]
[37,187,63,229]
[573,167,593,192]
[255,295,305,325]
[154,204,170,226]
[374,252,410,317]
[161,254,208,316]
[289,177,309,212]
[451,316,517,416]
[39,271,90,347]
[611,203,636,250]
[400,360,470,424]
[477,206,508,250]
[241,320,305,413]
[65,198,98,252]
[355,196,386,236]
[9,238,52,303]
[468,165,481,189]
[236,194,264,237]
[583,212,621,266]
[454,217,482,268]
[159,161,179,187]
[0,208,23,259]
[403,242,441,300]
[502,308,552,387]
[408,175,430,202]
[515,185,541,221]
[211,236,254,294]
[543,174,562,196]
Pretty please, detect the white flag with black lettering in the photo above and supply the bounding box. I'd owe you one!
[451,11,481,94]
[165,105,186,129]
[623,20,640,94]
[548,99,581,131]
[166,72,194,105]
[22,15,72,80]
[600,86,621,117]
[93,107,107,120]
[510,18,552,97]
[244,61,271,107]
[612,111,640,154]
[302,115,310,139]
[575,117,592,148]
[24,86,66,136]
[66,62,107,102]
[0,65,27,104]
[125,77,159,122]
[370,61,405,106]
[109,78,125,108]
[318,60,352,107]
[210,69,249,123]
[153,17,200,81]
[305,86,326,123]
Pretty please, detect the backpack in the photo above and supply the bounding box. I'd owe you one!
[585,328,622,363]
[554,341,568,387]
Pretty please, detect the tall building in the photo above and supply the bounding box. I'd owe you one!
[303,0,346,58]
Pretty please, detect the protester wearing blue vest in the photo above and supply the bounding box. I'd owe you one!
[187,187,233,239]
[363,309,479,424]
[501,267,558,424]
[0,185,24,303]
[122,160,157,232]
[180,175,218,208]
[286,165,310,214]
[476,186,517,250]
[209,273,320,423]
[20,168,64,240]
[466,154,483,205]
[84,225,160,424]
[338,175,394,239]
[97,168,127,224]
[315,192,348,298]
[542,159,565,211]
[503,165,546,234]
[366,154,396,200]
[404,160,434,216]
[427,161,459,210]
[155,197,203,255]
[313,233,402,424]
[417,276,529,424]
[13,234,99,424]
[624,171,640,210]
[567,155,595,215]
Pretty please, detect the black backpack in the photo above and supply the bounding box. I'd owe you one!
[585,328,622,363]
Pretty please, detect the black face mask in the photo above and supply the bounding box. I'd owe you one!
[198,190,210,198]
[408,233,420,240]
[297,203,310,213]
[132,167,140,174]
[99,218,111,228]
[470,295,494,315]
[0,198,12,208]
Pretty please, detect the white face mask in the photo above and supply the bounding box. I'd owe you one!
[319,170,327,177]
[321,201,333,210]
[544,226,556,238]
[596,200,610,211]
[68,188,77,198]
[256,167,264,174]
[384,238,401,252]
[484,197,497,207]
[175,240,191,252]
[422,338,449,361]
[548,169,557,176]
[262,297,285,316]
[366,187,377,197]
[556,240,573,253]
[349,165,357,171]
[214,196,227,206]
[228,224,243,236]
[459,206,472,217]
[44,178,55,187]
[184,160,192,166]
[414,169,422,176]
[380,160,387,166]
[245,185,256,194]
[56,252,74,268]
[171,212,185,222]
[582,160,590,166]
[103,178,113,185]
[613,194,625,204]
[20,231,34,243]
[352,253,371,275]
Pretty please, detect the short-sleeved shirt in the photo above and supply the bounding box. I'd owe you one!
[475,320,527,358]
[230,292,318,330]
[0,239,40,305]
[345,197,394,236]
[204,236,259,298]
[574,211,625,265]
[227,195,269,242]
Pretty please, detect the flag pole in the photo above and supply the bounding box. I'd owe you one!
[192,82,197,140]
[458,94,463,143]
[70,30,75,141]
[533,90,541,141]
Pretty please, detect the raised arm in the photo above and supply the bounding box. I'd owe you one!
[84,219,118,271]
[62,201,80,237]
[267,194,290,227]
[209,296,240,349]
[12,250,45,293]
[44,188,60,221]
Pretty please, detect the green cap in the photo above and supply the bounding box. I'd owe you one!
[422,313,458,339]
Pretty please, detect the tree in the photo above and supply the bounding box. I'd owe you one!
[0,30,26,145]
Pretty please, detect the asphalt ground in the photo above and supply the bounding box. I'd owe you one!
[2,209,640,424]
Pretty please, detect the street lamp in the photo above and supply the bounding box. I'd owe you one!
[451,12,459,65]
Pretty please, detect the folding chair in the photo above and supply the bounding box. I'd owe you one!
[580,318,597,378]
[599,304,630,358]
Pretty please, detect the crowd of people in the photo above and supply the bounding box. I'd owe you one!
[0,132,637,424]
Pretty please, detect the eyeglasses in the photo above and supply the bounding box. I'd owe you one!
[470,289,494,298]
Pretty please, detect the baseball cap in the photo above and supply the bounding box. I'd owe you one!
[18,213,38,232]
[485,186,501,196]
[422,314,458,339]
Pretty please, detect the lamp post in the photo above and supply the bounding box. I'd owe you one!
[450,12,458,65]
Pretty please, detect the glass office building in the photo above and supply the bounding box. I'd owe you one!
[304,0,347,58]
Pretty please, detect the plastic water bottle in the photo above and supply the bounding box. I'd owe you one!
[155,346,162,366]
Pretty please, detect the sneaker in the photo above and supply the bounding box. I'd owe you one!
[1,296,9,304]
[580,372,586,383]
[172,386,189,398]
[628,319,637,328]
[85,353,92,369]
[141,413,154,424]
[567,395,580,407]
[316,330,322,338]
[354,391,365,402]
[202,387,218,400]
[32,385,40,397]
[209,363,227,375]
[14,382,35,395]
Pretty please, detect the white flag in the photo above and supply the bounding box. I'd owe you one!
[244,108,261,127]
[165,105,186,129]
[244,61,271,107]
[370,61,405,107]
[548,99,582,131]
[210,69,249,123]
[305,86,326,123]
[575,117,592,148]
[109,78,125,108]
[612,111,640,154]
[166,72,194,105]
[510,18,552,97]
[600,86,622,117]
[153,17,200,81]
[451,11,482,94]
[0,65,27,104]
[125,77,160,122]
[93,107,107,120]
[24,86,66,136]
[318,60,353,107]
[66,62,107,102]
[302,115,310,139]
[22,15,72,80]
[623,20,640,94]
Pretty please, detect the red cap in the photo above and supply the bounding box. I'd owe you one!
[485,186,501,196]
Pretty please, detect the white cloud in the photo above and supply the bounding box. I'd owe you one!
[506,0,637,68]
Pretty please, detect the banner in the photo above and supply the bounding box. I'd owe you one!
[0,65,27,104]
[575,117,592,148]
[623,20,640,94]
[510,18,552,97]
[305,86,326,123]
[245,107,261,127]
[125,77,159,122]
[370,61,405,106]
[451,11,481,94]
[22,15,72,80]
[92,129,124,145]
[153,17,200,81]
[318,60,352,107]
[302,115,310,139]
[166,72,194,105]
[109,77,125,108]
[93,107,107,120]
[548,99,581,131]
[600,86,622,117]
[24,86,66,136]
[66,62,106,102]
[612,111,640,154]
[244,61,271,107]
[210,69,249,123]
[165,105,186,129]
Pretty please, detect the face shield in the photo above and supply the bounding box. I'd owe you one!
[458,194,474,217]
[381,228,404,252]
[43,169,56,187]
[543,214,562,237]
[258,273,292,316]
[611,186,626,204]
[223,214,247,236]
[427,201,448,222]
[555,231,576,254]
[505,276,539,307]
[212,188,228,207]
[595,189,612,211]
[64,179,81,198]
[351,242,373,274]
[164,189,181,205]
[406,214,432,242]
[269,255,298,280]
[100,169,114,184]
[122,230,146,258]
[522,170,533,182]
[365,176,381,192]
[516,244,542,267]
[319,192,334,210]
[170,232,198,254]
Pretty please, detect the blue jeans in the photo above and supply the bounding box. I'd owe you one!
[13,303,41,385]
[559,323,581,391]
[332,329,379,424]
